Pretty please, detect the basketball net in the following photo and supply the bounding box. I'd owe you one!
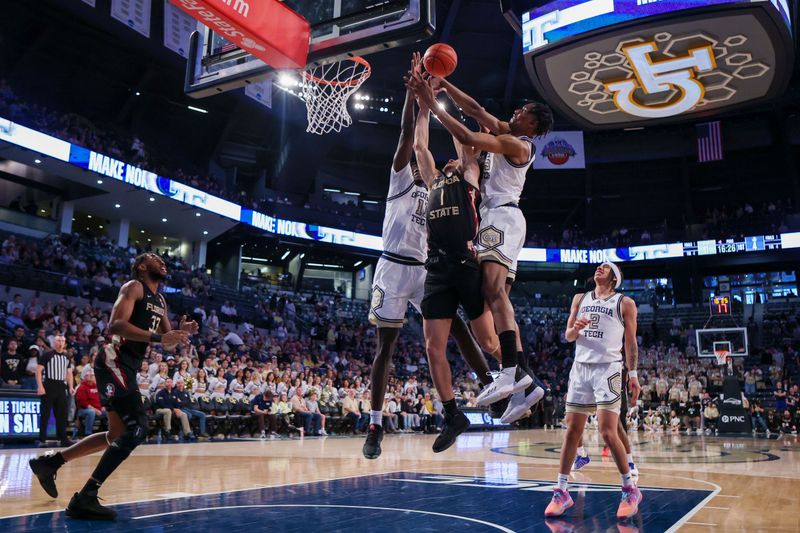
[714,349,729,367]
[302,57,371,135]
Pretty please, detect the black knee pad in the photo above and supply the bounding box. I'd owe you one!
[112,411,147,455]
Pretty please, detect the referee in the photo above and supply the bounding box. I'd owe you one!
[36,334,75,446]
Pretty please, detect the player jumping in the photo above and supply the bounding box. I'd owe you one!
[422,77,553,423]
[364,54,499,459]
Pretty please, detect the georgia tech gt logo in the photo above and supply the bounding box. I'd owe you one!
[605,42,716,119]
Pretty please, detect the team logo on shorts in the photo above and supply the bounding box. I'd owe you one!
[607,372,622,398]
[105,383,115,398]
[371,286,385,311]
[478,226,504,250]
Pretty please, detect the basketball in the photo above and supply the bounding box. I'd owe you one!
[423,43,457,78]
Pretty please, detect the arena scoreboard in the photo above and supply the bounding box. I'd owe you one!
[522,0,793,128]
[710,295,732,315]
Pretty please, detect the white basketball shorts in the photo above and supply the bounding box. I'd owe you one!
[565,361,623,414]
[476,205,526,283]
[368,255,425,328]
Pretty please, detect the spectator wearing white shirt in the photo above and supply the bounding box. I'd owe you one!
[137,361,152,397]
[148,352,164,379]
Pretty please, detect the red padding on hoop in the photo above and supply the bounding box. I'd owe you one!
[170,0,310,69]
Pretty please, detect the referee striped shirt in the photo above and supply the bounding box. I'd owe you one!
[39,351,72,382]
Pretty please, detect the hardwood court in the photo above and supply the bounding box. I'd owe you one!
[1,429,798,532]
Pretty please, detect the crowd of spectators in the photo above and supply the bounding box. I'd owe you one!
[0,80,232,205]
[700,200,794,241]
[1,228,799,442]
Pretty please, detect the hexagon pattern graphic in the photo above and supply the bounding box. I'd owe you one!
[566,32,771,117]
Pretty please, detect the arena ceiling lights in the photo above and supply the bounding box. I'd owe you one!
[521,0,793,129]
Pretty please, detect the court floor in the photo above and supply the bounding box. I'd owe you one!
[1,429,798,532]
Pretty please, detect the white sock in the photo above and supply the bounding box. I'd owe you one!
[626,453,634,464]
[621,472,634,488]
[577,446,586,457]
[370,410,383,426]
[557,473,569,491]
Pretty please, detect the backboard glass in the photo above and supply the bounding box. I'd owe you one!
[185,0,436,98]
[696,328,749,357]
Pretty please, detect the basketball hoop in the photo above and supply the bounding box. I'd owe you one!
[301,56,371,135]
[714,349,729,367]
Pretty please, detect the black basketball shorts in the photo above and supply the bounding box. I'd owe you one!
[421,256,484,321]
[94,345,141,412]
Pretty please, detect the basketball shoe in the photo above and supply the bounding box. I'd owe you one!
[545,489,574,517]
[616,485,643,520]
[362,424,384,459]
[572,453,591,471]
[29,451,63,498]
[66,488,117,520]
[500,382,545,424]
[476,366,532,406]
[432,411,470,453]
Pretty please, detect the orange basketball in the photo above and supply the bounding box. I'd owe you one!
[423,43,457,78]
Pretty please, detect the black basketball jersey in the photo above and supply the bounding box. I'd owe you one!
[427,169,479,259]
[112,282,166,373]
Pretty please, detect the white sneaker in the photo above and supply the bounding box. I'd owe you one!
[500,385,545,424]
[476,366,532,406]
[320,429,328,436]
[260,431,267,440]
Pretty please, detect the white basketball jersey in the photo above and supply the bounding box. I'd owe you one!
[381,163,428,263]
[574,291,625,364]
[480,136,535,210]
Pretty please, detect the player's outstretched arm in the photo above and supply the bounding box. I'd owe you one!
[413,103,436,189]
[564,293,589,343]
[454,137,481,190]
[392,53,423,173]
[392,87,416,173]
[435,78,509,135]
[409,72,528,162]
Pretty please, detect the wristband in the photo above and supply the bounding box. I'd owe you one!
[150,333,162,343]
[628,370,638,378]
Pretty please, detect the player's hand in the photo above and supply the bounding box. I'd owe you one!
[37,385,45,396]
[179,315,199,335]
[573,317,590,331]
[628,375,641,406]
[411,51,423,76]
[162,329,189,346]
[69,387,75,396]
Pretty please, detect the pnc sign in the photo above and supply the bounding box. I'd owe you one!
[523,1,793,129]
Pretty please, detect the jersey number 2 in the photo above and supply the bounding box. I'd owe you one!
[587,313,600,329]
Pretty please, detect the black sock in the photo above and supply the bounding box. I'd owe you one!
[79,478,101,496]
[442,399,458,417]
[499,330,517,368]
[517,351,530,374]
[46,451,66,468]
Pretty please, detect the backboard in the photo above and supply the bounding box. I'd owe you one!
[185,0,436,98]
[696,327,749,358]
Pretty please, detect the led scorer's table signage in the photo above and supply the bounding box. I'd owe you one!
[523,0,793,128]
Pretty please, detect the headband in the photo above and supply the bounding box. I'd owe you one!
[601,261,622,289]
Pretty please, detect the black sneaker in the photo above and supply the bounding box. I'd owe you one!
[362,424,384,459]
[432,411,470,453]
[29,453,61,498]
[66,490,117,520]
[489,396,510,419]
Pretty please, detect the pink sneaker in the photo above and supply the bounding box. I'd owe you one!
[545,489,574,517]
[617,485,643,519]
